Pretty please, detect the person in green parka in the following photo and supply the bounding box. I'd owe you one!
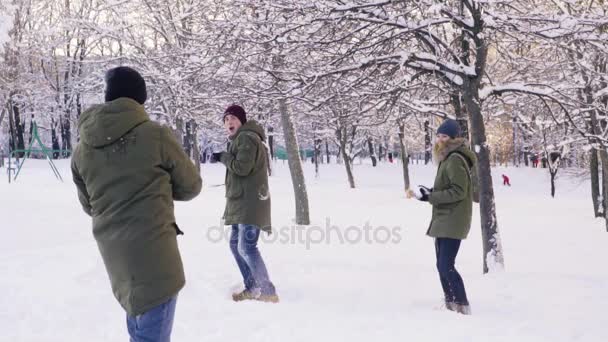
[71,66,202,341]
[211,104,278,303]
[407,119,475,315]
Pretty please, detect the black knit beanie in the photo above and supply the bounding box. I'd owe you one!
[104,66,147,105]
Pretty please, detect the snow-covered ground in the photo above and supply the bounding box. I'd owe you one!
[1,159,607,342]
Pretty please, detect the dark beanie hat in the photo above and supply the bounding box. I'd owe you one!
[437,119,461,139]
[223,104,247,124]
[104,66,147,105]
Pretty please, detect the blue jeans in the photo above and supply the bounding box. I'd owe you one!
[230,224,276,296]
[435,238,469,305]
[126,296,177,342]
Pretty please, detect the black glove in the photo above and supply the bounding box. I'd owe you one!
[416,185,433,202]
[211,152,224,163]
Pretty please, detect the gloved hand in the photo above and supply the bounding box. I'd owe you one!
[415,185,433,202]
[211,152,224,163]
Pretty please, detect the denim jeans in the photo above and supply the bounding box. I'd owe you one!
[435,238,469,305]
[126,296,177,342]
[229,224,276,296]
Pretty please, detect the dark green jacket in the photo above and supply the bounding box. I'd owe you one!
[426,138,476,240]
[71,98,202,316]
[220,120,271,232]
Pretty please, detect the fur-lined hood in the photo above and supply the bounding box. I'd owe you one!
[433,137,476,165]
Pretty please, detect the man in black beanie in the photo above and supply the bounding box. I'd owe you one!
[104,66,148,105]
[213,104,278,303]
[71,66,202,341]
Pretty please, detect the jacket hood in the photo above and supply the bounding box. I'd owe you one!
[231,119,266,142]
[433,137,477,166]
[78,98,149,148]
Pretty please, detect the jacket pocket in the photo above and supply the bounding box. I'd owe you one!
[226,177,244,199]
[435,207,451,217]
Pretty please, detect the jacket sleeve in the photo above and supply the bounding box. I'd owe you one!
[160,126,203,201]
[71,151,92,216]
[220,133,257,177]
[428,155,469,205]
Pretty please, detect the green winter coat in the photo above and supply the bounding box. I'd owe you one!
[426,138,476,240]
[71,97,202,316]
[220,120,271,232]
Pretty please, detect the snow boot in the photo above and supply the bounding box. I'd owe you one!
[232,289,256,302]
[256,294,280,303]
[455,304,471,315]
[445,301,458,312]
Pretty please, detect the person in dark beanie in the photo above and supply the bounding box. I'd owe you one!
[212,104,278,303]
[71,66,202,341]
[104,66,148,105]
[407,118,476,315]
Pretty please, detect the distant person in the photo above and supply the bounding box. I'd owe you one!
[407,119,475,315]
[211,104,278,303]
[71,66,202,342]
[502,174,511,186]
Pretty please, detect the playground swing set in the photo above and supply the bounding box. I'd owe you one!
[4,122,69,183]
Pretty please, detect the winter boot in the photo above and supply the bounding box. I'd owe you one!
[455,304,472,315]
[256,294,280,303]
[232,289,256,302]
[445,301,458,312]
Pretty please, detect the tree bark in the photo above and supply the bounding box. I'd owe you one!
[187,119,201,173]
[314,138,321,177]
[174,117,184,146]
[279,98,310,225]
[336,126,356,188]
[590,149,602,217]
[9,98,25,158]
[367,137,377,167]
[465,86,504,273]
[452,92,469,139]
[461,7,505,273]
[398,123,410,190]
[599,150,608,231]
[550,171,556,198]
[424,119,432,164]
[268,126,275,160]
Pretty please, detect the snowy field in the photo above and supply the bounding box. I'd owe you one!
[1,159,607,342]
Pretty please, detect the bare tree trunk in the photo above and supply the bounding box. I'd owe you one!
[424,119,432,164]
[184,120,193,157]
[464,83,505,273]
[314,138,321,177]
[398,123,410,190]
[0,107,6,129]
[342,150,356,188]
[590,149,602,217]
[188,119,201,173]
[336,127,356,188]
[325,139,330,163]
[599,150,608,231]
[268,126,275,160]
[460,10,505,272]
[174,117,184,146]
[51,117,60,159]
[550,170,557,198]
[367,137,377,167]
[279,98,310,225]
[9,98,25,158]
[452,92,469,138]
[512,117,519,167]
